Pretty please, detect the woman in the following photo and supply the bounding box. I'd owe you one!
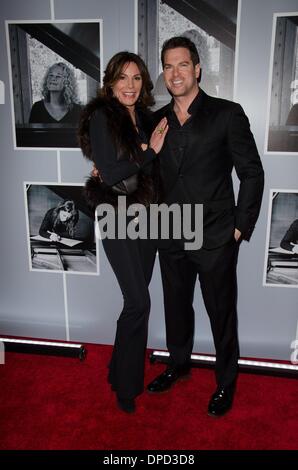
[39,200,79,242]
[78,51,168,413]
[29,62,82,124]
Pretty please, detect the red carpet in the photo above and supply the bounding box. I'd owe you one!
[0,344,297,450]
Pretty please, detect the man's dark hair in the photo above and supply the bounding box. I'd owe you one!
[161,36,200,68]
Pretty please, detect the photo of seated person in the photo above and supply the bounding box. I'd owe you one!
[27,185,97,274]
[29,62,82,125]
[265,191,298,287]
[39,199,79,242]
[280,219,298,253]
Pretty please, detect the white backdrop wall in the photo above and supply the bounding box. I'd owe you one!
[0,0,297,360]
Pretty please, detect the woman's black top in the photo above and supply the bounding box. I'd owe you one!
[39,208,71,239]
[29,100,82,124]
[89,107,156,187]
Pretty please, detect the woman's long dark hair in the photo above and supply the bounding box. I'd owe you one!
[78,51,155,163]
[52,200,79,238]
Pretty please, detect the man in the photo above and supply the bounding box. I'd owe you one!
[147,37,264,417]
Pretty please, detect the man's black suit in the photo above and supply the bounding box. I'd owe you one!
[154,90,264,388]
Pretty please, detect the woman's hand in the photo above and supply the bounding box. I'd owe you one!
[149,117,169,154]
[49,232,61,242]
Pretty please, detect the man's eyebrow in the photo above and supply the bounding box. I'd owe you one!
[164,60,191,66]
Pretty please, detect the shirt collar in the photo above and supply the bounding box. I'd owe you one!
[168,88,204,118]
[188,89,203,114]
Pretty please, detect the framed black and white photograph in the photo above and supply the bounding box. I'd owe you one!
[24,183,99,275]
[265,13,298,154]
[138,0,239,109]
[6,20,102,149]
[264,189,298,287]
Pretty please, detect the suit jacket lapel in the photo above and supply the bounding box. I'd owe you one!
[160,104,180,173]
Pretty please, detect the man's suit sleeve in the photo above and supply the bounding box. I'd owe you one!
[89,109,156,186]
[227,103,264,241]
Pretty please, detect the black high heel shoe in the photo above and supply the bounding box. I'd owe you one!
[116,395,136,414]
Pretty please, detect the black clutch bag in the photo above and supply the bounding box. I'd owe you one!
[84,172,158,211]
[84,173,139,210]
[110,174,138,195]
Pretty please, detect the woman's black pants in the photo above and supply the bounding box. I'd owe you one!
[102,236,156,399]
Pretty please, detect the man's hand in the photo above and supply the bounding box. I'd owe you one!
[234,228,242,242]
[291,244,298,254]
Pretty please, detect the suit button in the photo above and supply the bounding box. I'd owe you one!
[179,173,183,178]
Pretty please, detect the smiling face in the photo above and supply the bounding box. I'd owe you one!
[163,47,200,98]
[112,62,142,109]
[46,65,65,92]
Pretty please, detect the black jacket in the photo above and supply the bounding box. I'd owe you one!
[39,208,72,239]
[154,90,264,249]
[79,97,160,209]
[89,107,156,186]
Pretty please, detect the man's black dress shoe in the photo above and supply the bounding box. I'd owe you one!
[117,396,136,414]
[207,385,234,417]
[147,365,191,393]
